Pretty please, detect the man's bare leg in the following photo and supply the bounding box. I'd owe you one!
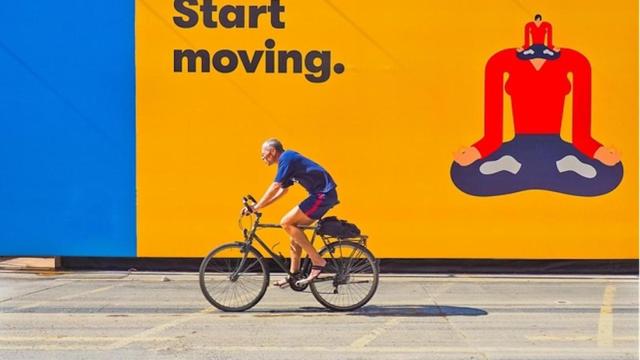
[289,240,302,272]
[273,239,302,287]
[281,207,327,280]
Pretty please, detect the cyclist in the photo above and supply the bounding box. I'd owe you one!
[243,138,339,287]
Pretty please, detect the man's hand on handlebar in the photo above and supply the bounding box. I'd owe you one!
[241,195,261,216]
[241,205,256,216]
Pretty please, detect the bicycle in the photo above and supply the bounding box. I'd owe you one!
[199,195,379,312]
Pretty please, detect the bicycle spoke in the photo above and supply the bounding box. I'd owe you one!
[199,244,268,311]
[310,242,378,311]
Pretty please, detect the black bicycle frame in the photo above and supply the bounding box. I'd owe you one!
[240,213,332,277]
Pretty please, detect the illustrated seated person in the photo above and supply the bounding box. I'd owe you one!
[517,14,560,60]
[450,18,623,197]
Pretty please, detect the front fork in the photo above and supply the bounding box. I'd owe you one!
[229,239,253,282]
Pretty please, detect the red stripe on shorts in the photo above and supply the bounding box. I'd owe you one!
[305,193,326,217]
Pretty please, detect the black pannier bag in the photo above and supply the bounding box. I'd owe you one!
[317,216,361,238]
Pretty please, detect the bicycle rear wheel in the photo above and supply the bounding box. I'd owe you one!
[199,242,269,312]
[310,241,379,311]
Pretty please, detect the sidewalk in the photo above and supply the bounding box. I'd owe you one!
[0,257,58,271]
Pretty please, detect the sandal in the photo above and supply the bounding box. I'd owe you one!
[273,271,299,288]
[295,265,325,287]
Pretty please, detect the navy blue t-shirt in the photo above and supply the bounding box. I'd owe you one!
[274,150,337,194]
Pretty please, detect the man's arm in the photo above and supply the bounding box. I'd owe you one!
[253,182,288,211]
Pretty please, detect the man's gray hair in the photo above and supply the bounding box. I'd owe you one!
[263,138,285,153]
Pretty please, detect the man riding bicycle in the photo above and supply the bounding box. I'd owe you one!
[243,138,339,287]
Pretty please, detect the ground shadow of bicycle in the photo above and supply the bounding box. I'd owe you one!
[255,305,488,317]
[348,305,488,317]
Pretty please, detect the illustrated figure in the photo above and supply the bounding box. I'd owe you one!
[517,14,560,60]
[451,17,623,196]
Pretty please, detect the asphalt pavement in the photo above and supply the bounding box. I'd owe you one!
[0,270,637,359]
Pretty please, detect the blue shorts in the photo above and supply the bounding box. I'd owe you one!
[299,189,339,220]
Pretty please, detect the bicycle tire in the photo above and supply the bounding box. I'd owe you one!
[199,242,269,312]
[310,241,379,311]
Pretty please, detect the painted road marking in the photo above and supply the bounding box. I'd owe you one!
[57,284,118,300]
[528,335,637,341]
[10,284,119,311]
[349,317,401,348]
[597,284,616,347]
[105,307,215,350]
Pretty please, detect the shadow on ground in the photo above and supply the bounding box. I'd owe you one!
[241,305,488,317]
[2,305,487,317]
[349,305,488,317]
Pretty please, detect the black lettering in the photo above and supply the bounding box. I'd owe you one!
[264,39,275,73]
[174,49,211,72]
[212,50,239,73]
[268,0,285,29]
[238,50,264,73]
[304,51,331,83]
[278,51,302,73]
[219,5,245,28]
[200,0,218,28]
[173,0,198,28]
[248,6,268,28]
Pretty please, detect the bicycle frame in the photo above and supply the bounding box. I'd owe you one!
[238,212,332,277]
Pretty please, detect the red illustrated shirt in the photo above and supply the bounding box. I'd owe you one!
[523,21,554,49]
[473,49,602,158]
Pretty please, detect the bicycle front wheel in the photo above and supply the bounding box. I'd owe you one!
[199,242,269,312]
[310,241,379,311]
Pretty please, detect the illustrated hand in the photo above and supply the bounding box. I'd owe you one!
[453,146,481,166]
[516,47,524,53]
[594,146,621,166]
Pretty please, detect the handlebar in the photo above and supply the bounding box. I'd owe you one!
[239,195,261,233]
[242,194,261,216]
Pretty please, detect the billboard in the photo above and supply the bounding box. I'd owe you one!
[1,0,638,260]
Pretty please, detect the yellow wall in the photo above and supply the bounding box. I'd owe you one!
[136,0,638,258]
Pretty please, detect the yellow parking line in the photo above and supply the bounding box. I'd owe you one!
[349,318,401,348]
[105,307,214,350]
[528,335,637,341]
[597,284,616,347]
[57,284,118,300]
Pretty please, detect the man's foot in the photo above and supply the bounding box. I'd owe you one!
[273,272,299,288]
[295,262,326,287]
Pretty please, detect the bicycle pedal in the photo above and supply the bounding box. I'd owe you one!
[294,279,311,287]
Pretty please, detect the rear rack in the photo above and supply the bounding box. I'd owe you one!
[320,234,368,247]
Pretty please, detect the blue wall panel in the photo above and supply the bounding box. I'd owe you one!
[0,1,136,256]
